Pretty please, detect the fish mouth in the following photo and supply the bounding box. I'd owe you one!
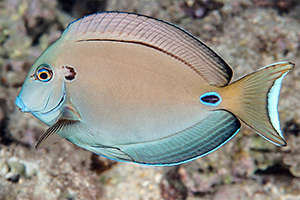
[36,92,67,115]
[15,96,29,112]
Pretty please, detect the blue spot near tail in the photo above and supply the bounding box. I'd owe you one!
[200,92,222,106]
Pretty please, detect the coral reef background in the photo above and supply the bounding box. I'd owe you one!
[0,0,299,199]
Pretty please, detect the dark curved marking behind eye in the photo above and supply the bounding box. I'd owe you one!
[200,92,222,106]
[63,65,77,81]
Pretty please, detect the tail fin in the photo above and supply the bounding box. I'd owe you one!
[221,62,294,146]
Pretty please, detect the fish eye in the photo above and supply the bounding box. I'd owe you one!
[36,64,53,82]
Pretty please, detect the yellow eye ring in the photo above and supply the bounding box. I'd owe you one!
[36,64,53,82]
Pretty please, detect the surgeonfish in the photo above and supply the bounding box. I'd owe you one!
[15,12,294,166]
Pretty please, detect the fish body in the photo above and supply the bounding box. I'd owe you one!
[15,12,294,166]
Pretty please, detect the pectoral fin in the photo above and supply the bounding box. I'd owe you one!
[35,119,80,149]
[35,98,82,150]
[35,117,134,162]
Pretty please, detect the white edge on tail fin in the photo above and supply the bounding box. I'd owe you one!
[266,61,291,141]
[267,71,288,139]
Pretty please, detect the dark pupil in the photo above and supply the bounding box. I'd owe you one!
[40,72,48,79]
[201,95,220,104]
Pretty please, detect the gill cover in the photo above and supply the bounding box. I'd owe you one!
[16,50,66,125]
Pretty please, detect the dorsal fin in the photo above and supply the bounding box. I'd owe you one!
[63,12,233,86]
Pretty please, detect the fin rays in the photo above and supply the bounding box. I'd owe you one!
[64,12,233,86]
[35,119,80,149]
[116,110,240,166]
[224,62,294,146]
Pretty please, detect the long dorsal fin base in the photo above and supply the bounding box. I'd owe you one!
[63,12,233,86]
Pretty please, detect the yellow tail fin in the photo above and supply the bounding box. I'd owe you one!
[221,62,294,146]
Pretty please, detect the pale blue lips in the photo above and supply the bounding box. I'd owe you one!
[15,93,66,115]
[15,96,29,112]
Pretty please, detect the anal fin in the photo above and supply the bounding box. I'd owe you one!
[116,110,241,166]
